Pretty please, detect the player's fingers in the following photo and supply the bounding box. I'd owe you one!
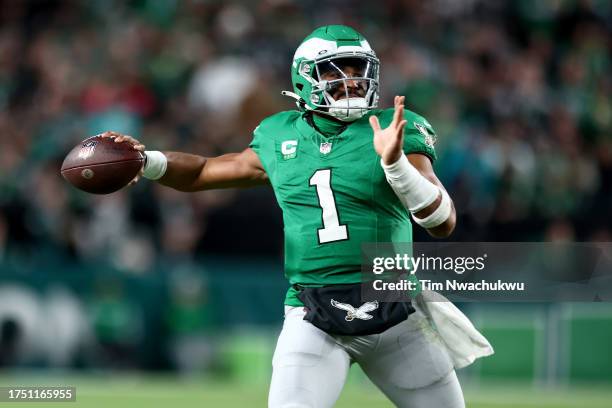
[392,102,404,127]
[392,120,407,148]
[101,131,142,148]
[369,115,381,132]
[129,139,144,149]
[112,133,129,142]
[116,135,140,146]
[398,119,407,135]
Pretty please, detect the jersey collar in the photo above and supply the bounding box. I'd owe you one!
[296,112,349,140]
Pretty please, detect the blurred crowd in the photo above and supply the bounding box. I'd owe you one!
[0,0,611,271]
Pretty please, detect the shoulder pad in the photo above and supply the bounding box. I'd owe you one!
[257,110,301,131]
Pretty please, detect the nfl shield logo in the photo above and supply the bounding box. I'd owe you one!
[78,140,98,160]
[319,142,332,155]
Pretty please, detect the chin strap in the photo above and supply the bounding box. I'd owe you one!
[281,91,365,122]
[281,91,308,110]
[281,90,301,100]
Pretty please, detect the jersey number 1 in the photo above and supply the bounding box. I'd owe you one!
[309,169,348,244]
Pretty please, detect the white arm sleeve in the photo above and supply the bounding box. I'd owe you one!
[381,155,452,228]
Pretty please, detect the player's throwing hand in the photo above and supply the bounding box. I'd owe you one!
[370,95,408,165]
[100,131,146,152]
[101,131,146,186]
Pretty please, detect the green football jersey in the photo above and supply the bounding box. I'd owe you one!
[250,108,437,306]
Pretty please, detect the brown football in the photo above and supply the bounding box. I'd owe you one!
[61,135,144,194]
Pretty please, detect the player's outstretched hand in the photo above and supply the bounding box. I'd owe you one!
[100,131,146,186]
[370,95,407,165]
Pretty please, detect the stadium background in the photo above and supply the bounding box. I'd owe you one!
[0,0,610,406]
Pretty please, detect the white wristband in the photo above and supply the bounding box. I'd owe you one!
[143,151,168,180]
[412,189,452,229]
[381,155,439,212]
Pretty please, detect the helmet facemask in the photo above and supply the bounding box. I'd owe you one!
[295,53,380,122]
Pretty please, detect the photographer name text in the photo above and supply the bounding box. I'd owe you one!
[372,279,525,292]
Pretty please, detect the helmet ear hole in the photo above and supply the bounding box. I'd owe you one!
[296,83,303,91]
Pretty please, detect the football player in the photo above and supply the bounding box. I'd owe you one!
[107,25,487,408]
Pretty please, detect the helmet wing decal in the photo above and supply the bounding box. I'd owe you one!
[294,38,338,60]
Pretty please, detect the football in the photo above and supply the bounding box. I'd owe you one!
[61,135,144,194]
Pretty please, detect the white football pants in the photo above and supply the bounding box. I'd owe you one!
[268,306,464,408]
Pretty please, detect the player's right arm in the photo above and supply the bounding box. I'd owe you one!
[101,131,268,191]
[160,149,268,191]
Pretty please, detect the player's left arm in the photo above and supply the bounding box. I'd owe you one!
[407,153,456,238]
[371,95,455,238]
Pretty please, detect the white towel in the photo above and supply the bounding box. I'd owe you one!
[414,291,494,369]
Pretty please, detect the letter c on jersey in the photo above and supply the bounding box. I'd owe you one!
[281,140,298,155]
